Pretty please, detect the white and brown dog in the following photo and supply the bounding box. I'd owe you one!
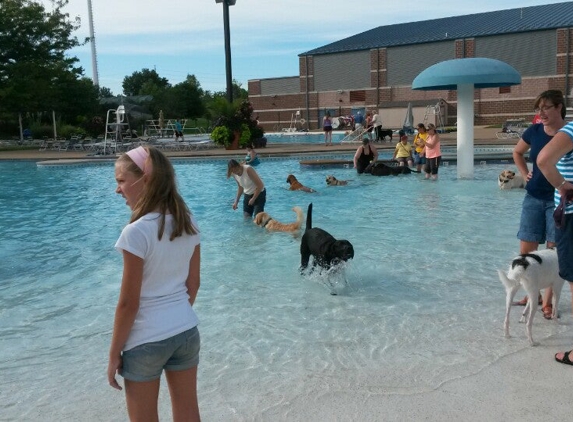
[325,175,348,186]
[498,170,525,190]
[254,206,304,234]
[498,248,565,346]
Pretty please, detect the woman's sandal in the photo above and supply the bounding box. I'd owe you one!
[513,294,543,306]
[555,350,573,366]
[542,305,553,320]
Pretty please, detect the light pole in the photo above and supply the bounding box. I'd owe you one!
[87,0,99,87]
[215,0,236,103]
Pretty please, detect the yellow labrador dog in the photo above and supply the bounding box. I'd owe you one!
[325,175,348,186]
[498,170,525,190]
[254,206,304,234]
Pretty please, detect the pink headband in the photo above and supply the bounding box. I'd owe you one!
[126,146,150,174]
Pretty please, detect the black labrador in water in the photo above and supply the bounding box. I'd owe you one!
[365,161,416,176]
[300,203,354,273]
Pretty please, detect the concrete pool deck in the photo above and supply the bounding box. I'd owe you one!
[0,126,517,162]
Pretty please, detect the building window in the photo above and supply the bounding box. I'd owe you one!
[499,86,511,94]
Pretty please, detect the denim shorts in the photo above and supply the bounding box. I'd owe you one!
[517,193,555,244]
[121,327,200,382]
[413,152,426,165]
[556,213,573,282]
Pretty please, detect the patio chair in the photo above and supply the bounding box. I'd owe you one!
[496,119,527,140]
[58,141,70,151]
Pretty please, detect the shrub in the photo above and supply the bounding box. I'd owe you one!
[210,126,232,146]
[239,124,251,147]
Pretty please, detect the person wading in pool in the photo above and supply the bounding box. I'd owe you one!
[354,137,378,174]
[423,123,441,180]
[108,146,201,421]
[244,144,261,166]
[227,159,266,219]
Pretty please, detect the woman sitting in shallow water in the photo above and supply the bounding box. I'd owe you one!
[244,144,260,166]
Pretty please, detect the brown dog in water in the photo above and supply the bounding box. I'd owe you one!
[286,174,315,193]
[254,206,304,234]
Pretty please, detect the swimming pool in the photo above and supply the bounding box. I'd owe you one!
[265,131,346,144]
[0,159,569,420]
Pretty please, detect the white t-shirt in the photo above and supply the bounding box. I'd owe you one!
[115,213,200,351]
[233,164,257,195]
[372,113,382,128]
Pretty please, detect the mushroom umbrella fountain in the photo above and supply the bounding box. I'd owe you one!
[412,58,521,178]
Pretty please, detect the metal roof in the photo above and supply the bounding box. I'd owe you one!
[412,58,522,90]
[301,2,573,56]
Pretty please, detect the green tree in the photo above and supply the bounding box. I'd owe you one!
[0,0,85,114]
[122,69,170,96]
[53,76,100,123]
[204,79,248,121]
[98,86,114,99]
[165,75,205,119]
[205,80,247,102]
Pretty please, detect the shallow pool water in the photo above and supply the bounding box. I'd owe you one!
[0,159,569,420]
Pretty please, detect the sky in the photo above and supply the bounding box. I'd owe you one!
[38,0,566,96]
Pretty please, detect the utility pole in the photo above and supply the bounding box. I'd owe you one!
[215,0,236,103]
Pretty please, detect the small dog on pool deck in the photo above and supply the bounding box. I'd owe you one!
[498,248,565,346]
[325,175,348,186]
[300,203,354,273]
[378,128,393,141]
[254,206,304,234]
[286,174,316,193]
[498,170,526,189]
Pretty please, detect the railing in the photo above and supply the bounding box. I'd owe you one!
[340,127,368,143]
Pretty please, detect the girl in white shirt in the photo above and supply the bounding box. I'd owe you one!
[108,146,201,421]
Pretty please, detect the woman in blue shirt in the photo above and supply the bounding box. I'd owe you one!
[512,90,565,317]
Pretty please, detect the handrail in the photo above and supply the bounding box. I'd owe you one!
[340,127,368,143]
[185,126,206,135]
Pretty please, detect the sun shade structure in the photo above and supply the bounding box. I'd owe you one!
[412,58,521,178]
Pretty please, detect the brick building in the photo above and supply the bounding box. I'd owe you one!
[248,2,573,132]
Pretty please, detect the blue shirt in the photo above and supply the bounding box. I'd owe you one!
[354,113,364,124]
[521,124,555,201]
[556,122,573,214]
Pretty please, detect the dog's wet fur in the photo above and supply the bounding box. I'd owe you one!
[498,248,565,346]
[325,175,348,186]
[287,174,315,193]
[300,203,354,276]
[365,161,417,176]
[254,207,304,234]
